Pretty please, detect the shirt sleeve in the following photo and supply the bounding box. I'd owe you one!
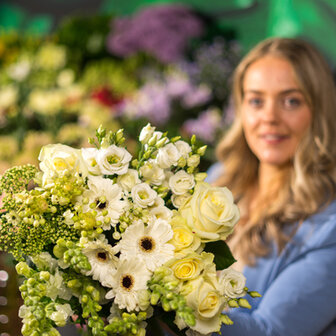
[205,162,223,184]
[216,244,336,336]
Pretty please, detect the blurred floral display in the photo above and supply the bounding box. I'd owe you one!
[0,4,241,175]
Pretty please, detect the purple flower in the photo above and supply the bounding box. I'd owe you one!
[182,108,222,143]
[107,4,204,63]
[118,83,171,125]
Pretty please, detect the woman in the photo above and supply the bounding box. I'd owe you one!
[209,38,336,336]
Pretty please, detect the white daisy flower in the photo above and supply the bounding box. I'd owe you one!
[105,257,151,312]
[117,219,175,271]
[82,237,118,287]
[82,176,125,230]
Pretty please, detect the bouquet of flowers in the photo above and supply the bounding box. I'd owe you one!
[0,124,259,336]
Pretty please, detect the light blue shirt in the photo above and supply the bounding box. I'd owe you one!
[216,199,336,336]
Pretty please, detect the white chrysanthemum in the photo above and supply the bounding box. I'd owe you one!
[131,183,157,208]
[97,145,132,175]
[82,176,125,229]
[117,219,174,271]
[105,257,151,312]
[81,148,101,175]
[82,237,117,287]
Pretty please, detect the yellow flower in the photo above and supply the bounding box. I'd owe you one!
[179,182,240,242]
[169,214,201,252]
[176,275,225,335]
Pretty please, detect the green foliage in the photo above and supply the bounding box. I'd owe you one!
[0,164,37,195]
[54,14,113,69]
[203,240,236,270]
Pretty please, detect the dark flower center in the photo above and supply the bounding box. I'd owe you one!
[140,236,155,252]
[96,199,107,209]
[97,252,107,261]
[121,275,134,291]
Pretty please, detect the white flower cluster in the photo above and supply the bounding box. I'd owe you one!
[29,123,251,335]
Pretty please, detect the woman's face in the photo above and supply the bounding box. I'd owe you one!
[241,56,312,167]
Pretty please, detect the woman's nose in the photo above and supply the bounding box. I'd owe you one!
[260,100,279,123]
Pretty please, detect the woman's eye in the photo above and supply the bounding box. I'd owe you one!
[247,97,263,107]
[284,97,302,108]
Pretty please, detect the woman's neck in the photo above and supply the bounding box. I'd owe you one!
[257,163,288,196]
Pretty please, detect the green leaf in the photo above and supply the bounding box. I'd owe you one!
[203,240,236,270]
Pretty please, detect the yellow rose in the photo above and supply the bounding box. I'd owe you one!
[169,215,201,252]
[177,277,225,335]
[179,182,239,242]
[167,252,204,281]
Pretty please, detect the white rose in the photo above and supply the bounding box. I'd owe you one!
[171,193,192,209]
[139,123,155,144]
[140,160,165,186]
[175,140,191,159]
[131,183,157,208]
[39,144,88,185]
[97,145,132,175]
[179,182,239,242]
[156,143,181,169]
[81,147,101,175]
[117,169,140,192]
[169,170,195,195]
[187,154,200,168]
[218,268,246,299]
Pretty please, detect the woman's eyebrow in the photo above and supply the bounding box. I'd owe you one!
[244,88,302,94]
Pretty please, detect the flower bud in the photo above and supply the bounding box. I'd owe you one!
[238,298,251,309]
[197,145,207,156]
[221,314,234,325]
[228,299,239,308]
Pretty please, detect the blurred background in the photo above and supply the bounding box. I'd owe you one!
[0,0,336,335]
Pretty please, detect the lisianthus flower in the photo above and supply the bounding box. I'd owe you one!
[131,183,157,208]
[139,160,165,186]
[81,176,125,230]
[97,145,132,175]
[156,143,181,169]
[169,170,195,195]
[117,169,141,192]
[105,257,151,312]
[81,148,101,175]
[149,205,172,222]
[82,237,118,287]
[117,219,174,271]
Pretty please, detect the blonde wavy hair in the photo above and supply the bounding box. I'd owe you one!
[214,37,336,265]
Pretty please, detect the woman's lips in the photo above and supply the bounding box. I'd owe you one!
[259,134,289,144]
